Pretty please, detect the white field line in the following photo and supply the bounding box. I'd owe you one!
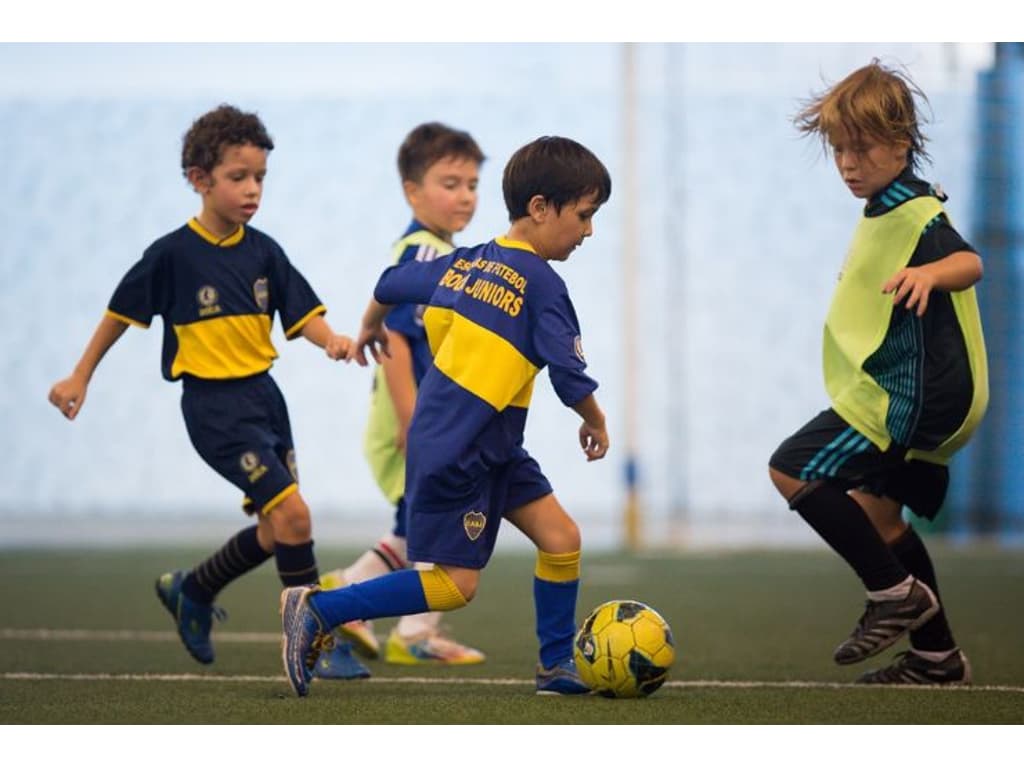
[1,628,278,643]
[4,628,1024,694]
[2,671,1024,693]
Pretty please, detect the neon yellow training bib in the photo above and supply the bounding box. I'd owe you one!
[823,196,988,464]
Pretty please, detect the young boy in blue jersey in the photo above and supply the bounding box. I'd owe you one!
[48,104,354,667]
[281,136,612,697]
[317,123,487,675]
[769,61,988,685]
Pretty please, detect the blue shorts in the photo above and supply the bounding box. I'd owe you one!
[391,497,408,538]
[406,449,553,569]
[180,372,299,515]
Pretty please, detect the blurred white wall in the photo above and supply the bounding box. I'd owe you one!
[0,43,989,547]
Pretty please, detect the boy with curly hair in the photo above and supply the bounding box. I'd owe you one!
[49,104,353,666]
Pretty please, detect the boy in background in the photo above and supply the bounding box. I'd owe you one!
[48,104,353,666]
[317,122,487,675]
[282,136,612,697]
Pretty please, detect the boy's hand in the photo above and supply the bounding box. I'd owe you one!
[579,421,609,462]
[324,333,354,361]
[348,324,390,367]
[48,374,88,420]
[882,267,936,317]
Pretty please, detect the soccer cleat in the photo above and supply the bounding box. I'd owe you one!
[833,579,940,665]
[280,586,334,697]
[155,570,225,665]
[314,636,372,680]
[535,658,592,695]
[339,620,380,660]
[384,627,486,665]
[857,649,972,686]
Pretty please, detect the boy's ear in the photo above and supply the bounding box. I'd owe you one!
[402,179,421,206]
[186,166,211,193]
[526,195,549,223]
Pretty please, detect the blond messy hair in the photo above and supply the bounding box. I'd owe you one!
[794,59,931,170]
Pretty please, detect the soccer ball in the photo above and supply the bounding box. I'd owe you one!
[574,599,675,698]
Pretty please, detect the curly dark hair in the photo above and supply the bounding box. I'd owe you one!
[181,104,274,177]
[397,122,485,183]
[502,136,611,221]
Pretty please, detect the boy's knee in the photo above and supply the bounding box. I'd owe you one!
[446,568,479,603]
[546,516,581,554]
[423,566,477,609]
[268,493,312,541]
[769,465,804,502]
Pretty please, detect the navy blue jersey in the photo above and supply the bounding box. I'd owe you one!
[374,236,598,511]
[107,220,325,381]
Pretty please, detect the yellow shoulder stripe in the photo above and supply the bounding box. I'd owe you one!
[432,312,537,410]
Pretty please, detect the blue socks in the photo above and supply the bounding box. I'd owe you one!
[310,569,429,628]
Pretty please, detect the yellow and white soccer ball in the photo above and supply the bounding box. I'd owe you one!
[574,599,675,698]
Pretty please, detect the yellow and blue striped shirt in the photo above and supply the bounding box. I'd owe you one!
[106,220,325,381]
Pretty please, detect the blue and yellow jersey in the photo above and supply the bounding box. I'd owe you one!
[106,219,326,381]
[373,236,597,505]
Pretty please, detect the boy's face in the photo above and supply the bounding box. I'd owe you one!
[534,191,602,262]
[190,143,268,232]
[403,155,479,242]
[830,128,909,199]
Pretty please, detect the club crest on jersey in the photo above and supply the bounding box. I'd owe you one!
[463,510,486,541]
[574,335,585,363]
[197,285,222,317]
[253,277,270,312]
[240,451,267,483]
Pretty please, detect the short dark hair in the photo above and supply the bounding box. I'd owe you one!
[181,104,274,177]
[502,136,611,221]
[397,122,485,183]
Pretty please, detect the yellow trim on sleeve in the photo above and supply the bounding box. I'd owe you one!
[419,566,469,611]
[104,309,150,329]
[535,550,581,583]
[284,305,327,339]
[260,482,299,516]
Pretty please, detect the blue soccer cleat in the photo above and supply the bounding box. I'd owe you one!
[535,658,592,696]
[280,586,335,696]
[155,570,225,665]
[314,636,372,680]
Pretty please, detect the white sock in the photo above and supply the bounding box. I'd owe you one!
[911,646,958,662]
[343,533,408,584]
[397,610,443,638]
[866,574,914,602]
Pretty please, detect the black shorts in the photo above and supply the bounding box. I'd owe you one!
[180,372,299,515]
[770,409,949,520]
